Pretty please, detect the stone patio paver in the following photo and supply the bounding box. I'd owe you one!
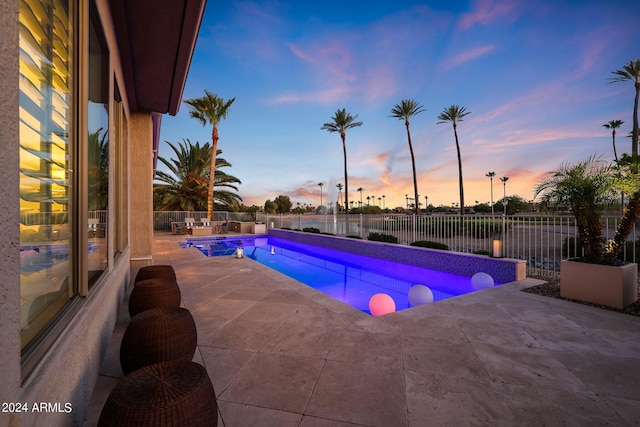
[84,233,640,426]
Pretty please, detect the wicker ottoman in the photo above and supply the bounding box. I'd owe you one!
[98,361,218,427]
[120,307,198,375]
[134,265,177,284]
[128,278,181,318]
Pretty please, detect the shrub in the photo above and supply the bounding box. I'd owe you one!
[473,249,491,256]
[345,234,362,239]
[320,232,336,236]
[303,227,321,233]
[410,240,449,250]
[368,232,398,243]
[281,227,292,230]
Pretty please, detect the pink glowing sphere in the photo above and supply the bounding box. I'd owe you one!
[369,293,396,316]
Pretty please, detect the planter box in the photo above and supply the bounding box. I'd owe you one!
[560,260,638,309]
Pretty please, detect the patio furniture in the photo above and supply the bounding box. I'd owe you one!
[120,307,197,375]
[134,265,177,284]
[97,361,218,427]
[172,221,188,235]
[184,217,196,234]
[128,278,181,318]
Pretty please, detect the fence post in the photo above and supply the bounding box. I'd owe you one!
[412,215,416,244]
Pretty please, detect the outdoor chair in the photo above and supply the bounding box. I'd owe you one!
[134,265,177,284]
[98,361,218,427]
[120,307,197,375]
[128,278,181,318]
[201,218,211,227]
[172,221,187,235]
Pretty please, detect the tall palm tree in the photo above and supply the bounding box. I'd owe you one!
[154,139,242,211]
[609,59,640,249]
[183,90,236,218]
[318,182,324,209]
[438,105,471,217]
[602,119,624,161]
[336,183,343,212]
[321,109,363,218]
[357,187,364,207]
[609,59,640,156]
[485,171,496,216]
[390,99,426,215]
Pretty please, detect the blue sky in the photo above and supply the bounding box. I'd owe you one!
[158,0,640,210]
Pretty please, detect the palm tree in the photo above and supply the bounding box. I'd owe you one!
[500,176,509,215]
[357,187,364,207]
[602,120,624,161]
[336,183,343,212]
[609,59,640,156]
[486,171,496,216]
[321,109,363,218]
[183,90,236,218]
[318,182,324,209]
[438,105,471,217]
[390,99,426,215]
[154,139,242,211]
[534,156,615,261]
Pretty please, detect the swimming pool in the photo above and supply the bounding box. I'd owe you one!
[182,236,501,315]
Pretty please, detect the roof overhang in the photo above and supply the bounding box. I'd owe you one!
[109,0,206,116]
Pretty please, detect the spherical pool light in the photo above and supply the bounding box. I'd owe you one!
[471,272,494,290]
[408,284,434,307]
[369,293,396,316]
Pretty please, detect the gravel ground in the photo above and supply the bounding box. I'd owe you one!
[523,276,640,317]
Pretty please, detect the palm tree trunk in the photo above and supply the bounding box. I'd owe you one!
[406,121,419,215]
[607,190,640,262]
[453,124,464,218]
[341,132,349,232]
[208,125,218,218]
[633,82,639,156]
[612,130,618,162]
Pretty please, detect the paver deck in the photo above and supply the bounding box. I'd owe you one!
[84,233,640,426]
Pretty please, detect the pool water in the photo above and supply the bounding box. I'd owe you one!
[182,236,500,315]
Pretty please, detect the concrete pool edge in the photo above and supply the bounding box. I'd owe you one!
[268,229,526,283]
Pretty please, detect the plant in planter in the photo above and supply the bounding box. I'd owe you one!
[534,155,639,309]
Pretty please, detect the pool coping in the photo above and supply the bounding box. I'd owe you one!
[268,229,526,284]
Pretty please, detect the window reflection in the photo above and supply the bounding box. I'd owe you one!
[87,0,109,285]
[19,0,73,349]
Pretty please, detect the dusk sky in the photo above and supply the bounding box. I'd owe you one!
[158,0,640,210]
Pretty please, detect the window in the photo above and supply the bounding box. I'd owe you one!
[87,0,109,285]
[19,0,74,350]
[114,80,128,256]
[19,0,114,362]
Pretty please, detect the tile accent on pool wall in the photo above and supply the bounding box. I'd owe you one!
[268,229,526,284]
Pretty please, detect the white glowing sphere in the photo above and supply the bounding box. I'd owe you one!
[408,285,434,306]
[369,293,396,316]
[471,272,494,290]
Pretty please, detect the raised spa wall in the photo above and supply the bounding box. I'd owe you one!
[269,229,526,284]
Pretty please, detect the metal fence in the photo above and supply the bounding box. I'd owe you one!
[152,211,257,231]
[153,211,638,279]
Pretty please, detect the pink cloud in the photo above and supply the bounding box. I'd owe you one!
[269,86,353,104]
[458,0,519,30]
[440,45,495,71]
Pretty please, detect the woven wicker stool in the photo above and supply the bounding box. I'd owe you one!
[120,307,197,375]
[98,361,218,427]
[128,278,181,318]
[134,265,177,285]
